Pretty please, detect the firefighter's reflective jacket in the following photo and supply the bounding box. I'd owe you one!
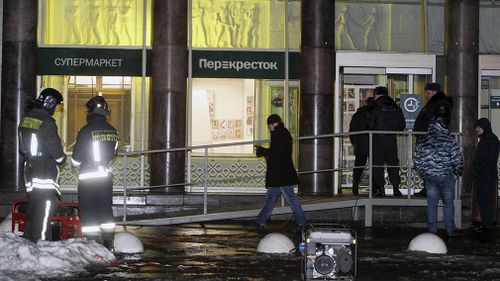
[71,114,118,179]
[18,107,66,195]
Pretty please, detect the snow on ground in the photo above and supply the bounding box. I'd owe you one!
[0,232,116,281]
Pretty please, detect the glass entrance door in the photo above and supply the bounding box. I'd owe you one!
[339,67,432,193]
[480,71,500,137]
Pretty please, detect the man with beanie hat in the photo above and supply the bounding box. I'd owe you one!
[255,114,307,232]
[473,118,499,233]
[370,86,406,197]
[414,82,453,197]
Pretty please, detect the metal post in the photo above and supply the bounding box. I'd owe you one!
[368,132,373,199]
[407,130,413,198]
[366,131,373,227]
[123,153,128,223]
[204,147,208,214]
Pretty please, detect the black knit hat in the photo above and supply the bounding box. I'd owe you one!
[425,83,441,92]
[267,114,282,125]
[374,86,388,96]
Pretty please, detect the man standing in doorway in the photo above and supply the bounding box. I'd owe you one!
[71,95,118,250]
[371,86,406,197]
[349,96,375,195]
[255,114,307,232]
[19,88,66,242]
[414,83,453,197]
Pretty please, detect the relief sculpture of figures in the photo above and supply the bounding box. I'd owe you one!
[242,3,259,48]
[106,0,120,45]
[64,1,82,44]
[119,0,133,45]
[231,2,244,48]
[193,1,208,47]
[216,3,235,47]
[362,7,380,50]
[89,0,104,45]
[335,7,356,50]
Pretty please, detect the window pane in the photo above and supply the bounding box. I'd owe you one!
[192,78,255,155]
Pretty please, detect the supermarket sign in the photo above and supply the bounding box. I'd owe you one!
[38,47,300,79]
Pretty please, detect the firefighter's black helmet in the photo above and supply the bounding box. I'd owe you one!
[86,95,110,115]
[35,88,63,116]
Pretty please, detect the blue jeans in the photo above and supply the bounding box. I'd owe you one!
[256,186,307,227]
[425,175,456,234]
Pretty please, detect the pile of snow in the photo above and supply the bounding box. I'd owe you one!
[114,231,144,254]
[257,233,295,254]
[0,232,115,281]
[408,232,447,254]
[0,213,12,232]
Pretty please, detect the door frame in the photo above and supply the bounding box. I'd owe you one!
[479,55,500,118]
[333,51,436,195]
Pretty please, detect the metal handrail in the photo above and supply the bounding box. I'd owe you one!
[119,130,463,223]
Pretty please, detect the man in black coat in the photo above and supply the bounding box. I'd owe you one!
[473,118,500,232]
[255,114,307,231]
[349,97,374,195]
[414,83,453,197]
[371,86,406,197]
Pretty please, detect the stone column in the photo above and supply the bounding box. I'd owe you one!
[150,0,187,193]
[299,0,334,195]
[0,0,37,191]
[445,0,479,206]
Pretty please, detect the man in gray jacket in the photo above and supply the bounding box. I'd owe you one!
[414,117,463,237]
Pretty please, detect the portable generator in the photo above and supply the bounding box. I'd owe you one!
[300,226,357,281]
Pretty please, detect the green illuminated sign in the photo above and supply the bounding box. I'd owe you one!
[38,47,145,76]
[37,47,300,79]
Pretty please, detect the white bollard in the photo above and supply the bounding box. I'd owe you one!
[257,233,295,254]
[408,232,447,254]
[114,231,144,254]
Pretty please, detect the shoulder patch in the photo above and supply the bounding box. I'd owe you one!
[91,130,119,142]
[20,117,43,130]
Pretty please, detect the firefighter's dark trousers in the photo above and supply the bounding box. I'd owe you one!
[78,175,114,242]
[23,189,57,243]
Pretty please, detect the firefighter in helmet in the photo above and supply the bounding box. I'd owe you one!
[71,95,118,250]
[18,88,66,243]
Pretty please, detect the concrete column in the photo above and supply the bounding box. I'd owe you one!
[151,0,187,193]
[445,0,479,206]
[0,0,37,191]
[299,0,334,195]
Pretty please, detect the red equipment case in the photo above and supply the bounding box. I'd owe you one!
[12,198,82,240]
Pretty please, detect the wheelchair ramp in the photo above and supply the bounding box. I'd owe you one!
[118,197,431,227]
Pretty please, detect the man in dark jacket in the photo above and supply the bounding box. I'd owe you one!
[255,114,306,231]
[71,95,118,250]
[473,118,500,232]
[414,83,453,197]
[414,117,463,236]
[371,86,406,197]
[18,88,66,242]
[349,97,374,195]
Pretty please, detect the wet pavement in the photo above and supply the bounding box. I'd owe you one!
[49,221,500,281]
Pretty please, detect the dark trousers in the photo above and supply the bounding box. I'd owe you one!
[23,189,57,243]
[372,137,400,191]
[353,148,369,188]
[78,175,114,241]
[475,173,497,229]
